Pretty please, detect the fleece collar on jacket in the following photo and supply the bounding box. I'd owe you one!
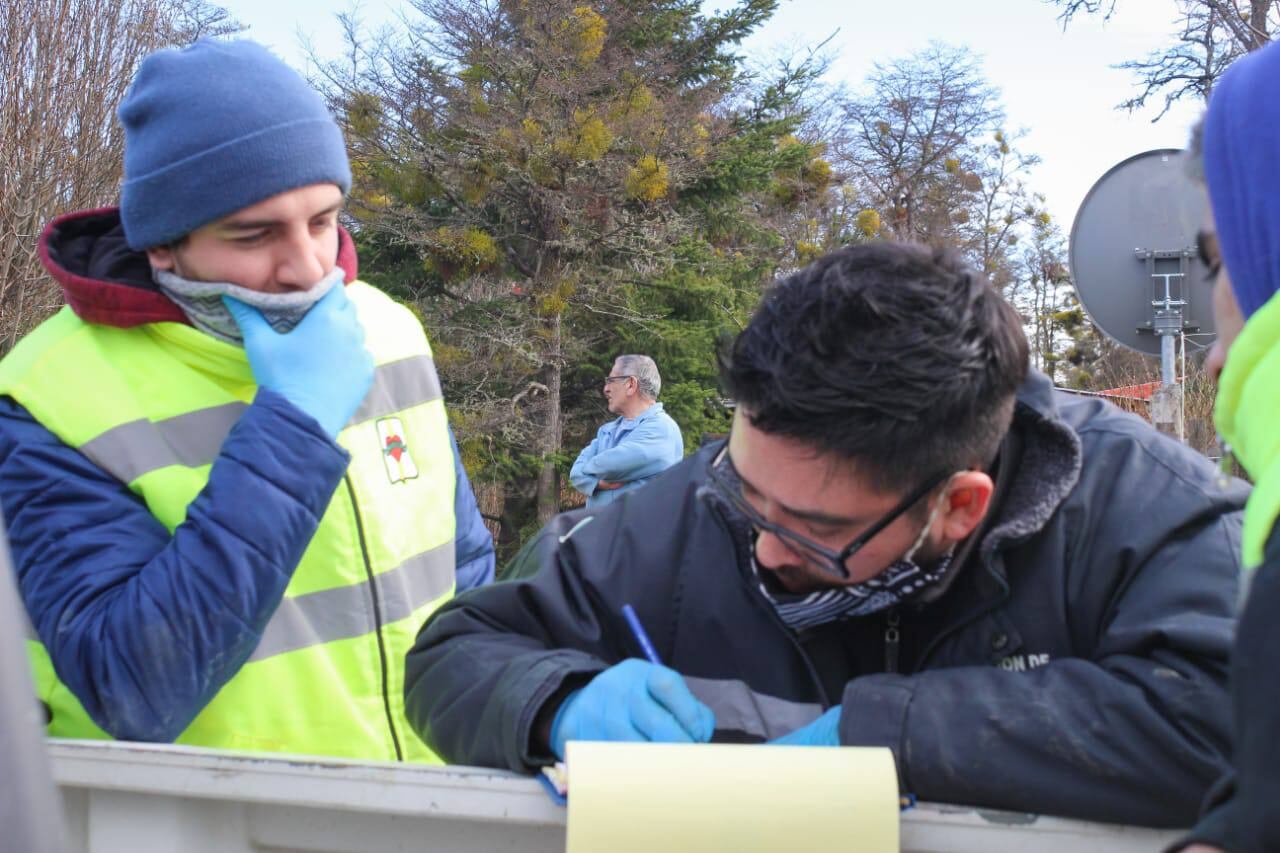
[1215,289,1280,568]
[980,370,1082,560]
[37,207,359,330]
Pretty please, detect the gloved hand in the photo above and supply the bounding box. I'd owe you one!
[549,659,716,759]
[768,705,842,746]
[225,285,374,439]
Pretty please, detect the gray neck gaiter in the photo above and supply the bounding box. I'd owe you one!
[152,267,343,345]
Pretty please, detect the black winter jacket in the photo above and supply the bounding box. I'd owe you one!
[1178,525,1280,851]
[405,371,1248,827]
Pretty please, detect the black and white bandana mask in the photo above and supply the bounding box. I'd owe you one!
[753,550,954,632]
[152,267,343,345]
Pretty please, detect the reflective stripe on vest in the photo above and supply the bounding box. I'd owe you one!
[250,540,453,661]
[0,282,455,762]
[78,354,442,484]
[79,402,247,483]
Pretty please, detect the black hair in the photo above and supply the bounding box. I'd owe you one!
[721,241,1029,495]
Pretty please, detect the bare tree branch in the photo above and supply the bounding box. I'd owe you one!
[0,0,242,352]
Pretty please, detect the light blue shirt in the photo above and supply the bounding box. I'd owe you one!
[570,402,684,507]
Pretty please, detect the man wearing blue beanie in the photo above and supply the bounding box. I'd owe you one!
[1176,36,1280,853]
[0,39,495,762]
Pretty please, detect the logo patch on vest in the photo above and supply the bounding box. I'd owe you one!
[376,417,419,483]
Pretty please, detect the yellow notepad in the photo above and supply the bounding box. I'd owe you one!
[563,742,898,852]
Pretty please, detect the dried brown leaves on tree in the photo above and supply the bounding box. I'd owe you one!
[834,44,1005,241]
[816,43,1043,293]
[0,0,241,352]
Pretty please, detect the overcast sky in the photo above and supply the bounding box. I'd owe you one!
[217,0,1203,233]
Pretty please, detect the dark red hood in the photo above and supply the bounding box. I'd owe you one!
[38,207,360,329]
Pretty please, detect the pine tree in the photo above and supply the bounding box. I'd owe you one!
[319,0,811,554]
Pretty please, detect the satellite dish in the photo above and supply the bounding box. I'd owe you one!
[1069,149,1216,356]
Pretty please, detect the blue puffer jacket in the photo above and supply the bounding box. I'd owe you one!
[2,209,494,743]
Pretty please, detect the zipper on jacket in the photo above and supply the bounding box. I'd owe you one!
[883,609,901,674]
[344,476,405,761]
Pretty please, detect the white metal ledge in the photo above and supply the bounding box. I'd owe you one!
[47,739,1181,852]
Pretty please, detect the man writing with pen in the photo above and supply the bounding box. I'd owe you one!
[403,242,1245,827]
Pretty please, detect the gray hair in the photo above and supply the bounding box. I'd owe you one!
[615,354,662,399]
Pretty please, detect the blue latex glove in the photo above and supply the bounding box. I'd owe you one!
[225,286,374,438]
[768,705,842,746]
[549,659,716,759]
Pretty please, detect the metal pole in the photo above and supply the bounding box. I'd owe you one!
[1150,334,1184,441]
[1180,331,1187,387]
[0,516,67,853]
[1180,332,1187,440]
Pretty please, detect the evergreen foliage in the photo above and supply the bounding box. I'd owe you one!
[318,0,823,554]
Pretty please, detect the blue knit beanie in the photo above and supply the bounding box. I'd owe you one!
[1203,40,1280,320]
[119,40,352,250]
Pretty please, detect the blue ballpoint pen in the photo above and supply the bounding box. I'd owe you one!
[622,603,663,665]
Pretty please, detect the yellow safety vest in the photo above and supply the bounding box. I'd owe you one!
[0,282,454,762]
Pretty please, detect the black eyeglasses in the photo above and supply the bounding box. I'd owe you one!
[705,445,950,580]
[604,374,636,384]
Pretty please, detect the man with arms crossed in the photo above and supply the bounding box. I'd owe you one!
[570,354,683,507]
